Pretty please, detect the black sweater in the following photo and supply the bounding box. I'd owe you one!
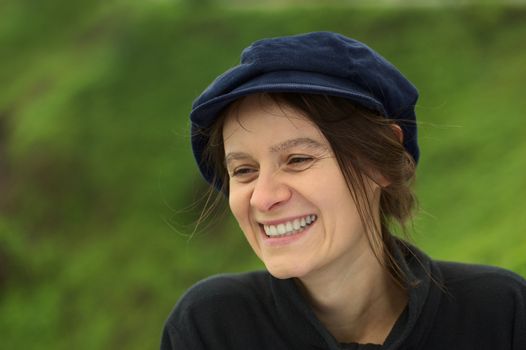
[161,242,526,349]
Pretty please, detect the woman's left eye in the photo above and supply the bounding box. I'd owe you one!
[286,156,314,169]
[288,156,311,164]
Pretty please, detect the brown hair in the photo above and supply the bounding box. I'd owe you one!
[198,92,417,287]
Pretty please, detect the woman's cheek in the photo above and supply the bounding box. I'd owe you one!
[229,186,251,231]
[228,190,242,222]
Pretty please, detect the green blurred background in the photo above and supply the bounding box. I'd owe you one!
[1,0,525,348]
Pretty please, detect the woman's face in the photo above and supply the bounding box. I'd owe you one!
[223,94,379,280]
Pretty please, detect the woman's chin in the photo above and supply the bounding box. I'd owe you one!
[265,261,309,280]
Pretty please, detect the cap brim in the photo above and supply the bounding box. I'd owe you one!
[191,70,386,128]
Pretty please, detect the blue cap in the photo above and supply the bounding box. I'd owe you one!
[190,31,419,187]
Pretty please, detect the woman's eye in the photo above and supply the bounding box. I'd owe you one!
[288,157,311,164]
[232,167,257,177]
[287,156,314,169]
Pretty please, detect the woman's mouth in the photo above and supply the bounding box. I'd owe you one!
[262,215,317,238]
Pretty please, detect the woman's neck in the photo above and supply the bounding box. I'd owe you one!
[296,249,408,345]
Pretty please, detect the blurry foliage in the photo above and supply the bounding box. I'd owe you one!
[1,0,525,348]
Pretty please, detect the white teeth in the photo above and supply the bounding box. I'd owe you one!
[293,219,300,230]
[263,215,317,237]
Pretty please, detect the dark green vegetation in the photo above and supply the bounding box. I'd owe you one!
[1,1,525,348]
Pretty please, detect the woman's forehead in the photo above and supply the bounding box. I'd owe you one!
[222,94,319,138]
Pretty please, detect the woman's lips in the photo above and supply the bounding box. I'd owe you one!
[258,215,317,246]
[262,214,317,237]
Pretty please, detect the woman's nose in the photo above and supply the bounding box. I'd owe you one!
[249,172,292,212]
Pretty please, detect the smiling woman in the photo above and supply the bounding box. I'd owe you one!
[224,94,377,281]
[161,32,526,350]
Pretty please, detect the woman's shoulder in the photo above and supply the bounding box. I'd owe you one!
[414,261,526,350]
[161,271,282,350]
[175,271,269,311]
[165,270,272,323]
[436,260,526,291]
[433,260,526,315]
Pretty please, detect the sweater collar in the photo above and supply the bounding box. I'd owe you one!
[269,239,443,350]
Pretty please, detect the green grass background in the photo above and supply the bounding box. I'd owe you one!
[1,0,525,349]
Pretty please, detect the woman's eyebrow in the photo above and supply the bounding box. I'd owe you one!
[269,137,326,153]
[225,152,251,167]
[225,138,326,166]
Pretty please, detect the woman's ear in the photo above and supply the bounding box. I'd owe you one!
[391,124,404,144]
[362,124,402,189]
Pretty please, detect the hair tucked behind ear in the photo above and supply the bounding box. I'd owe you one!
[197,92,418,288]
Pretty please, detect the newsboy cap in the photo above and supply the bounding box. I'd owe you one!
[190,31,419,188]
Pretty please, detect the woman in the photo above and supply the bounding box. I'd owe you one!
[161,32,526,349]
